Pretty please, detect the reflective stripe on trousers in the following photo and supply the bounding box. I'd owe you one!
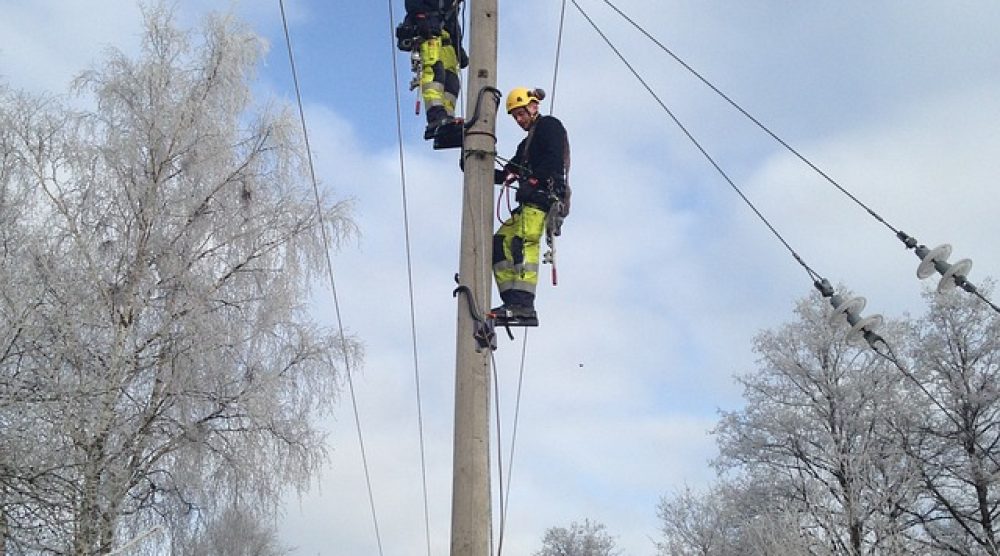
[492,204,546,295]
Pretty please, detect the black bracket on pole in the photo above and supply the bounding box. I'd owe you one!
[453,276,497,352]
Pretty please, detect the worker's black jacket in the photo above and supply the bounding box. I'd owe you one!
[404,0,462,44]
[497,115,569,212]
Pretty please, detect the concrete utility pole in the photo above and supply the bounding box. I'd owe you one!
[451,0,498,553]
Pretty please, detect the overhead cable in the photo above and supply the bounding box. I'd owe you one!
[385,0,435,554]
[598,0,998,312]
[278,2,385,554]
[569,0,823,286]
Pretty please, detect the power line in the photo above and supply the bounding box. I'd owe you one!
[569,0,824,286]
[598,0,900,237]
[861,329,1000,469]
[385,0,435,554]
[597,0,999,313]
[278,3,385,555]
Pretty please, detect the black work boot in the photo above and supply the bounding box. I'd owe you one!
[490,303,536,319]
[424,108,454,140]
[491,289,536,319]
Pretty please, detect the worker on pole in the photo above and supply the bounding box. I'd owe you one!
[491,87,571,324]
[397,0,468,142]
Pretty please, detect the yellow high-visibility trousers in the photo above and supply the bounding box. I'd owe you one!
[492,204,547,300]
[419,30,460,118]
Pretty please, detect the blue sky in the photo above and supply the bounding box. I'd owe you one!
[6,1,1000,555]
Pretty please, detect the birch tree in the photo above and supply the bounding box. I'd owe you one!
[0,5,356,554]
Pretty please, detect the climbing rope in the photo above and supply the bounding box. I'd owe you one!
[279,2,385,555]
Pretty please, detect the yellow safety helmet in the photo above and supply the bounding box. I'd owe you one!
[505,87,545,114]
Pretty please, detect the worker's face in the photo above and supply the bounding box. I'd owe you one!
[510,102,538,131]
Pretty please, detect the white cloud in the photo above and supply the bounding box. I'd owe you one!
[0,0,142,94]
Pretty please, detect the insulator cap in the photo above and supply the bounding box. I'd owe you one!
[917,244,952,279]
[829,296,866,325]
[938,259,973,293]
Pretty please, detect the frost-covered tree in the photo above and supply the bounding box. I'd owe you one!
[662,288,1000,555]
[0,5,356,554]
[897,287,1000,555]
[534,519,622,556]
[176,506,290,556]
[712,291,921,555]
[657,485,737,556]
[657,481,815,556]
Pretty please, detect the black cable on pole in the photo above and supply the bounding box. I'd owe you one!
[385,0,435,554]
[278,3,385,555]
[569,0,823,286]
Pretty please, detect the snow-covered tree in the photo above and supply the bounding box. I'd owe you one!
[534,519,622,556]
[712,291,921,555]
[657,481,815,556]
[657,485,738,556]
[897,287,1000,555]
[0,5,356,554]
[176,506,290,556]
